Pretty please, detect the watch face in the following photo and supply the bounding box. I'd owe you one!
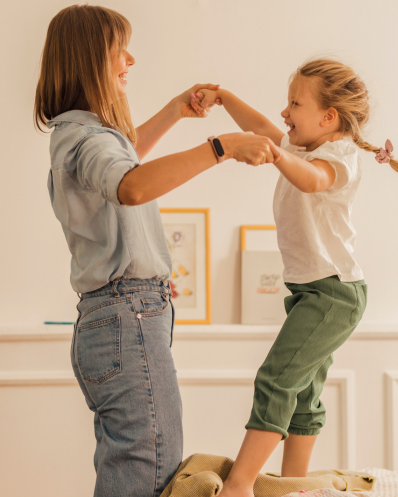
[213,138,225,157]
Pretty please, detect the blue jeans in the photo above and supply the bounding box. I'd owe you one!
[71,278,183,497]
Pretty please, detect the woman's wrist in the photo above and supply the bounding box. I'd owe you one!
[217,133,235,161]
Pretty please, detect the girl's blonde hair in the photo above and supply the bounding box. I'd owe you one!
[34,4,137,145]
[293,58,398,172]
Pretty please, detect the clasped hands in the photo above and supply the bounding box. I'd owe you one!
[177,83,281,166]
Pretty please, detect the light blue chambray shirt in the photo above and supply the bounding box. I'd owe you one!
[47,110,172,293]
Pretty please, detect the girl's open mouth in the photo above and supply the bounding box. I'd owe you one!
[287,124,295,134]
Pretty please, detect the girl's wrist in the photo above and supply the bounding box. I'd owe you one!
[215,88,227,104]
[169,96,184,121]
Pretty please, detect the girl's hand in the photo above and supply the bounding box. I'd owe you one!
[175,83,220,119]
[191,89,222,112]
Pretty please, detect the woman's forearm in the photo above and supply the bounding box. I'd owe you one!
[118,142,218,205]
[218,90,284,145]
[135,97,181,159]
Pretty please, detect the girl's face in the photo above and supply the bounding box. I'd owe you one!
[281,76,339,150]
[111,43,135,99]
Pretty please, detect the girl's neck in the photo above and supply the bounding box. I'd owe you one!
[305,131,344,152]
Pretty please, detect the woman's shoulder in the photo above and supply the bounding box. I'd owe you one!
[47,111,130,167]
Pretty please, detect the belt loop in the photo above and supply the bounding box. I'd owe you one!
[112,277,121,297]
[162,279,171,295]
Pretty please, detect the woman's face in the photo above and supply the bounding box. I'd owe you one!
[111,43,135,99]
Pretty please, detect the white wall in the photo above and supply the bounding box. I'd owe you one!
[1,1,398,324]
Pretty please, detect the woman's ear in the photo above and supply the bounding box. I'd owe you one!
[321,107,339,128]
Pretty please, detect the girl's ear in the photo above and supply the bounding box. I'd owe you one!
[321,107,339,128]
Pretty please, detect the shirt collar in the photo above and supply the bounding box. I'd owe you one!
[46,110,103,129]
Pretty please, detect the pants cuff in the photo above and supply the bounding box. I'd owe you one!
[287,428,321,436]
[245,420,288,440]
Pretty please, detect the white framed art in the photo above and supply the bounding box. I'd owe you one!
[241,225,290,325]
[160,208,211,324]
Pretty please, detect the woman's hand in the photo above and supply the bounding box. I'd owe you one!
[220,132,282,166]
[191,89,222,111]
[175,83,221,118]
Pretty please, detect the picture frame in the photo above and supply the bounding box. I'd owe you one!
[159,208,211,324]
[240,225,290,325]
[240,225,277,251]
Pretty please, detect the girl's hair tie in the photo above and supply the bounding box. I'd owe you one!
[375,139,394,164]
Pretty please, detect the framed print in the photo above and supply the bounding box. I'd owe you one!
[240,225,290,325]
[160,208,211,324]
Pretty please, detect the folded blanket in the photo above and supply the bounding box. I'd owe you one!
[160,454,376,497]
[283,491,372,497]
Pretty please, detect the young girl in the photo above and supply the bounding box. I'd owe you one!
[191,59,397,497]
[34,5,274,497]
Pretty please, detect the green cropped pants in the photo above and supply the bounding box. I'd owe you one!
[246,276,367,440]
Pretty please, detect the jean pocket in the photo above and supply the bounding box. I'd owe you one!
[132,290,169,316]
[76,315,121,384]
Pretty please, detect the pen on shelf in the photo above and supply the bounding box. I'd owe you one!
[44,321,75,325]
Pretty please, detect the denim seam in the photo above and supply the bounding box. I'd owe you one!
[136,313,161,495]
[78,314,120,331]
[261,291,335,425]
[132,295,169,317]
[79,299,130,322]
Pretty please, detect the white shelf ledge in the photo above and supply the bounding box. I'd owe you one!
[1,322,398,341]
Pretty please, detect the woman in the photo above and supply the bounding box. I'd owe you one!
[34,5,273,497]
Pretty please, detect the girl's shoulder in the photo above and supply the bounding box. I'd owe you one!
[317,137,358,159]
[281,134,357,158]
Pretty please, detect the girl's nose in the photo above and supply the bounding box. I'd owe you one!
[281,106,289,118]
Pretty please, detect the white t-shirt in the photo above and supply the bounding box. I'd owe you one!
[273,134,364,284]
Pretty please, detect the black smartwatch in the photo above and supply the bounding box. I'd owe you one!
[207,136,225,163]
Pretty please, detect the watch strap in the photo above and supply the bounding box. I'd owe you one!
[207,136,225,163]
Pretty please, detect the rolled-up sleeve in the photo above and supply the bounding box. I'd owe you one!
[76,131,139,206]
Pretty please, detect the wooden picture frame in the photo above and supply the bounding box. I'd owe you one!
[240,225,277,251]
[160,208,211,324]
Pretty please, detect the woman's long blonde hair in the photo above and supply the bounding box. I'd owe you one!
[34,4,137,145]
[293,58,398,172]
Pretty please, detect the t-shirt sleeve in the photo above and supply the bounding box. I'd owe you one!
[75,132,139,207]
[302,146,357,191]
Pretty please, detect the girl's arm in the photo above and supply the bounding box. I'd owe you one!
[276,150,336,193]
[229,135,336,193]
[191,89,285,146]
[135,83,220,159]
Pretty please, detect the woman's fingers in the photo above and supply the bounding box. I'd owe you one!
[222,132,279,165]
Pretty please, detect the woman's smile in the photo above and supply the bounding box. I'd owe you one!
[118,71,128,83]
